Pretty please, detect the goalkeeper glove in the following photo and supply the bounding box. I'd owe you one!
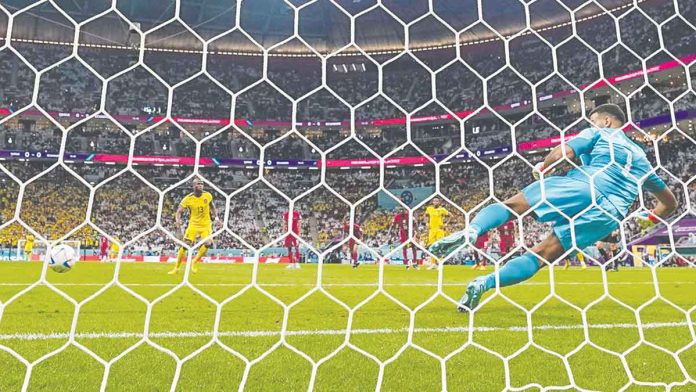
[532,162,554,180]
[636,210,660,224]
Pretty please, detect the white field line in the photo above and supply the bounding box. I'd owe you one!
[0,281,694,288]
[0,322,692,341]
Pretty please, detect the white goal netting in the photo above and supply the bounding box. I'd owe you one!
[0,0,694,390]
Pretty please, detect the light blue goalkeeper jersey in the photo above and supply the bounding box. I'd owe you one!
[565,127,666,217]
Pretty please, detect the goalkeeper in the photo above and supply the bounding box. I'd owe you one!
[430,104,677,311]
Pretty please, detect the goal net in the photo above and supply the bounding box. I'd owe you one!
[0,0,694,390]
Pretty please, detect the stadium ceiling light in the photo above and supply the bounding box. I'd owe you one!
[0,0,644,58]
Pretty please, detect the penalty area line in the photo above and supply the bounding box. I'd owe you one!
[0,321,691,341]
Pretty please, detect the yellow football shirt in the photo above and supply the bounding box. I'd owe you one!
[181,192,213,228]
[24,235,35,251]
[425,206,449,231]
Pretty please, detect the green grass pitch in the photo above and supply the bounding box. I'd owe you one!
[0,262,695,391]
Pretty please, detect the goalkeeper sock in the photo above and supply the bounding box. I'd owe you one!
[481,253,540,291]
[193,245,208,263]
[175,247,186,269]
[470,203,512,238]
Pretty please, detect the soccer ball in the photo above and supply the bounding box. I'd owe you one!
[48,244,77,273]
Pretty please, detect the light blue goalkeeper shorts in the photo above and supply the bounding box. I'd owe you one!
[522,176,621,251]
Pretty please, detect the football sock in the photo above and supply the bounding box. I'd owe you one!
[175,247,186,269]
[470,203,512,237]
[481,253,540,291]
[193,245,208,263]
[287,247,293,263]
[577,252,586,267]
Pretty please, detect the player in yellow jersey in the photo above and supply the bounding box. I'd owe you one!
[23,234,35,261]
[424,197,449,270]
[168,177,220,274]
[110,237,120,261]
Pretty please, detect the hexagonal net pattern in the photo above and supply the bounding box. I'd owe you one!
[0,0,694,390]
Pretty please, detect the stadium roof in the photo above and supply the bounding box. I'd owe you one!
[0,0,662,55]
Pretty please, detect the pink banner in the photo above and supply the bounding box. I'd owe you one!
[517,122,638,151]
[322,155,433,168]
[1,54,692,129]
[518,133,577,151]
[587,54,696,90]
[91,154,213,165]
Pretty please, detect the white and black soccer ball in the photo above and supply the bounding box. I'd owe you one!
[48,244,77,273]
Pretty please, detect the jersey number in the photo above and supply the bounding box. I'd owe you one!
[623,150,632,173]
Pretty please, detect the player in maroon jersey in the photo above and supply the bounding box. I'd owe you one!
[343,220,363,268]
[100,235,109,262]
[389,208,418,269]
[283,209,302,269]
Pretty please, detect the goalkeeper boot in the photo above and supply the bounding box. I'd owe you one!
[457,277,487,312]
[191,262,198,274]
[167,268,178,275]
[429,228,478,259]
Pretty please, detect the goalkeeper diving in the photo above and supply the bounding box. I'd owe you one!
[429,104,678,311]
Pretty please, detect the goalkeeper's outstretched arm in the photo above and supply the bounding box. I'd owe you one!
[541,142,576,172]
[648,187,678,220]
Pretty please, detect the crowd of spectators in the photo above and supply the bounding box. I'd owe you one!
[0,128,692,262]
[0,0,693,263]
[0,0,691,129]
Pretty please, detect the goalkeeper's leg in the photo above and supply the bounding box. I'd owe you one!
[430,193,527,258]
[458,234,564,311]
